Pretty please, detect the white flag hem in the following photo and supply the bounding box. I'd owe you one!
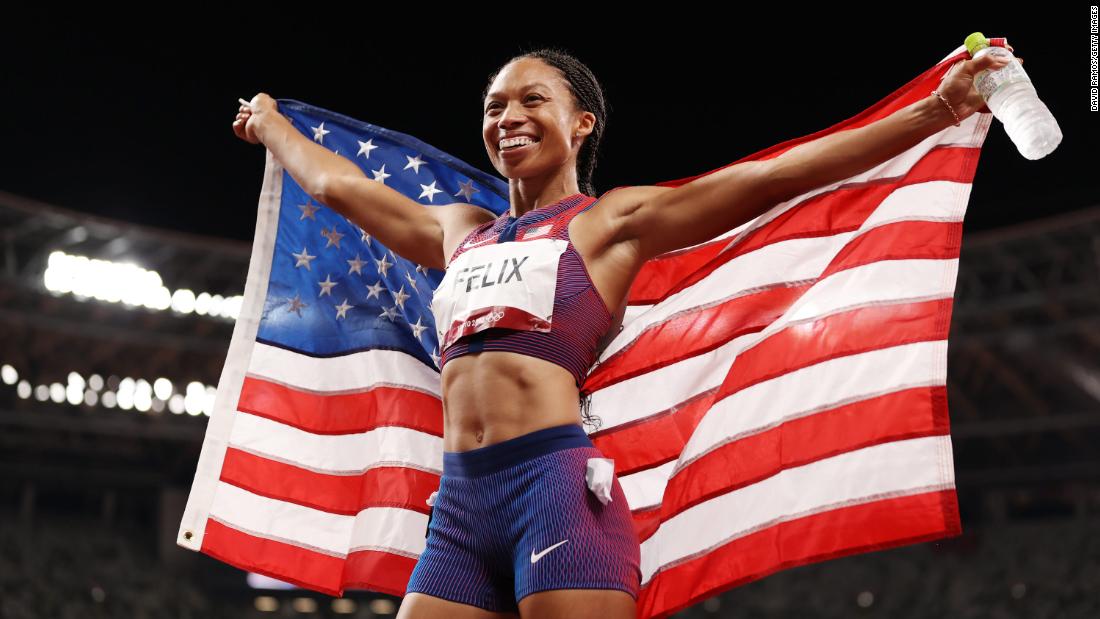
[177,151,286,551]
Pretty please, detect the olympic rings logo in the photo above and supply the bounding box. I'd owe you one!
[462,309,506,329]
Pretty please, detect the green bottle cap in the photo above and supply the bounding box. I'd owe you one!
[965,32,990,56]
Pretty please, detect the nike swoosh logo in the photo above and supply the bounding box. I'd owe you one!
[463,237,495,249]
[530,539,569,563]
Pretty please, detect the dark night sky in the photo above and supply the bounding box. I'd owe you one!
[2,8,1095,243]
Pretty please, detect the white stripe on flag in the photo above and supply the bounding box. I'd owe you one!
[639,434,955,584]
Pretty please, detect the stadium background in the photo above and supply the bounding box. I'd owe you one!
[2,8,1097,618]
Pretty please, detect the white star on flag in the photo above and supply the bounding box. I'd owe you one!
[404,153,426,173]
[357,138,379,159]
[292,247,316,270]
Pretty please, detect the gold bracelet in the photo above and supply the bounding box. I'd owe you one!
[930,90,961,127]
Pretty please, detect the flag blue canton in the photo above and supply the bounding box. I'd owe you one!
[255,99,511,366]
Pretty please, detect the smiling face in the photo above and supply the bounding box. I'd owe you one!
[482,57,595,181]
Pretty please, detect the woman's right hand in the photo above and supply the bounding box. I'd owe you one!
[233,93,278,145]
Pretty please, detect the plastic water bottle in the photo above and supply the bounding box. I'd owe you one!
[964,32,1062,160]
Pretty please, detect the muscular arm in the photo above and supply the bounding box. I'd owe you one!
[766,95,955,204]
[256,112,483,271]
[256,112,364,200]
[622,96,956,261]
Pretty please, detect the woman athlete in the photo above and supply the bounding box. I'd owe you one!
[234,47,1018,619]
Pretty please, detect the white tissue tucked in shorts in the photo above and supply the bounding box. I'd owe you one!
[585,457,615,505]
[426,490,438,507]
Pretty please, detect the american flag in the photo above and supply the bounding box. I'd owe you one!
[180,41,1003,617]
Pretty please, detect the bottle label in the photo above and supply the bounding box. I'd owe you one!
[973,48,1030,102]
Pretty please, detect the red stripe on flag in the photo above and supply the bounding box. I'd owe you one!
[636,489,962,619]
[202,517,419,599]
[238,376,443,436]
[220,447,439,516]
[343,549,419,599]
[825,221,962,277]
[202,518,346,597]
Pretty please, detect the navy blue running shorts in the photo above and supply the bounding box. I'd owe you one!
[404,422,641,613]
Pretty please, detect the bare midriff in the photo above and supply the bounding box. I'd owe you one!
[439,350,583,452]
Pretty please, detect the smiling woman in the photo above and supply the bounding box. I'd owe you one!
[479,51,606,203]
[232,39,1011,618]
[399,47,645,619]
[467,48,614,430]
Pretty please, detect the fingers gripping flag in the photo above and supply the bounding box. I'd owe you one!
[179,41,1005,617]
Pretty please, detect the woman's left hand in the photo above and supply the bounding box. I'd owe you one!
[936,53,1025,123]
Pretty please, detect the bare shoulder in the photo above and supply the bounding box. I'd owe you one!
[612,185,675,204]
[434,201,496,229]
[588,185,675,225]
[435,202,497,269]
[577,185,676,247]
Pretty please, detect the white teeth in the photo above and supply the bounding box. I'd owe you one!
[500,136,537,150]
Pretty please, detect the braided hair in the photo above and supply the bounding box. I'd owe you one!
[482,46,609,198]
[483,47,610,432]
